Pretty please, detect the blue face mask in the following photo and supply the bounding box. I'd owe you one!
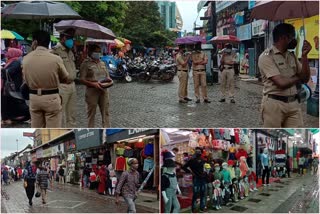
[65,39,74,49]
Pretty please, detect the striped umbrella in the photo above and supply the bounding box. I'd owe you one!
[1,30,24,40]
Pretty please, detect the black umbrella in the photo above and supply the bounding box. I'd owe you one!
[1,1,81,20]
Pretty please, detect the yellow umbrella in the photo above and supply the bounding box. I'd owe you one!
[1,29,24,40]
[114,39,125,48]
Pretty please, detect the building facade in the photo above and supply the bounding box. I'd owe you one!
[156,1,182,32]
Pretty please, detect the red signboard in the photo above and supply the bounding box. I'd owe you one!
[23,132,34,137]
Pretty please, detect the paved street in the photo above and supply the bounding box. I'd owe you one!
[181,172,319,213]
[1,181,158,213]
[4,76,319,128]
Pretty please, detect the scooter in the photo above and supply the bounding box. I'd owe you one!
[107,58,133,83]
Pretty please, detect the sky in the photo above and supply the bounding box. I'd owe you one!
[1,129,35,158]
[175,0,205,33]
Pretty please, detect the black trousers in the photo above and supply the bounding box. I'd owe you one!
[25,179,36,202]
[286,167,291,177]
[262,166,269,184]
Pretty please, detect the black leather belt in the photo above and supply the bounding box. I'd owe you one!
[268,94,298,103]
[194,69,205,72]
[178,70,188,72]
[30,88,59,95]
[224,66,233,69]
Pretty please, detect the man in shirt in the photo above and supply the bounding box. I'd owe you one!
[298,155,306,175]
[22,30,70,128]
[258,23,311,127]
[182,147,206,212]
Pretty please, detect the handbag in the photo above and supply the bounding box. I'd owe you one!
[24,181,28,188]
[20,82,30,100]
[35,191,41,198]
[3,69,24,100]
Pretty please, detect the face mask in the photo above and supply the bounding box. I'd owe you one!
[287,38,297,50]
[215,167,220,171]
[225,49,232,54]
[91,52,101,60]
[65,39,74,49]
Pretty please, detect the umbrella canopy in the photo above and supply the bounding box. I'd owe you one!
[1,30,24,40]
[209,35,240,44]
[114,39,125,48]
[175,36,205,45]
[117,37,131,44]
[1,1,81,20]
[55,19,116,40]
[85,38,115,44]
[250,1,319,21]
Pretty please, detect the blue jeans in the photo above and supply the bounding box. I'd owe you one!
[123,196,136,213]
[192,177,207,211]
[83,175,89,188]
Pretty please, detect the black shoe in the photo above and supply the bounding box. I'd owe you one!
[29,201,33,206]
[179,100,188,103]
[184,97,192,101]
[230,99,235,103]
[219,98,226,102]
[196,99,200,103]
[204,99,211,103]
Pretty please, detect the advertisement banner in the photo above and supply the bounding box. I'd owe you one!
[43,148,52,158]
[251,20,265,37]
[36,148,43,159]
[237,23,252,41]
[285,15,319,59]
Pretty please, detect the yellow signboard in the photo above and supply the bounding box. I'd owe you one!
[285,15,319,59]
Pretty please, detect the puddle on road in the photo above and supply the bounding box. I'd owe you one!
[248,198,262,203]
[187,112,194,115]
[230,205,248,212]
[259,193,271,196]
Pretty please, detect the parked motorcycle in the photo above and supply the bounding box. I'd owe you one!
[106,58,133,83]
[138,59,175,82]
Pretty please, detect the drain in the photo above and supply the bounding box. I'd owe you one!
[248,198,262,203]
[260,193,271,196]
[143,200,154,203]
[230,205,248,212]
[268,189,279,191]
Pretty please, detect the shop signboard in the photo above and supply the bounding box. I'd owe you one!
[285,15,319,59]
[75,129,102,150]
[216,1,235,13]
[51,143,64,156]
[236,23,252,41]
[251,20,265,37]
[43,148,52,158]
[36,148,43,159]
[107,129,159,143]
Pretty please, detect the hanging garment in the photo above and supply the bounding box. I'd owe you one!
[224,129,231,140]
[116,147,125,156]
[144,143,154,156]
[189,132,199,147]
[115,156,126,171]
[234,129,240,144]
[124,148,134,158]
[198,133,208,147]
[214,129,222,140]
[135,141,145,149]
[143,159,154,172]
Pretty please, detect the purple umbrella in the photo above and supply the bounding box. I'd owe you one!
[55,19,116,40]
[175,36,206,45]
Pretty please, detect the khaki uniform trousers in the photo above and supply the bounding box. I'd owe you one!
[85,87,110,128]
[29,94,62,128]
[193,70,208,99]
[59,82,77,128]
[220,69,235,99]
[178,70,189,100]
[41,189,47,203]
[261,96,303,128]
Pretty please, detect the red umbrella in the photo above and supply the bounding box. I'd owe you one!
[209,35,240,44]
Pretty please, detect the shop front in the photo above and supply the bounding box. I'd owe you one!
[106,129,159,191]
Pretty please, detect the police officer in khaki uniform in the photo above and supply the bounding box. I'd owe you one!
[176,45,192,103]
[258,23,311,128]
[191,42,210,103]
[219,43,237,103]
[79,44,112,128]
[22,31,70,128]
[51,28,77,128]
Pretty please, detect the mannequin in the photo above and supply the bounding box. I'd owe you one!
[227,160,236,179]
[107,164,117,196]
[204,163,214,209]
[212,180,223,210]
[213,163,222,181]
[243,175,250,197]
[231,178,239,202]
[234,161,241,179]
[222,181,231,206]
[238,177,245,199]
[228,143,237,160]
[161,159,181,213]
[247,168,258,191]
[221,162,231,184]
[261,148,270,186]
[239,156,249,177]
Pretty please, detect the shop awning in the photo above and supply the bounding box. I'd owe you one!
[310,129,319,134]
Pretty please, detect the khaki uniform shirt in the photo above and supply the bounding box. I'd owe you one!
[79,58,110,82]
[258,45,302,96]
[191,51,207,70]
[176,53,188,71]
[51,43,77,81]
[22,46,69,90]
[221,53,237,68]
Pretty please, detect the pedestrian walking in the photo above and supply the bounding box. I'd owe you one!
[37,166,49,204]
[22,30,70,128]
[285,155,291,178]
[191,42,210,103]
[312,157,319,174]
[116,158,140,213]
[182,147,207,212]
[97,165,107,195]
[24,161,37,206]
[298,155,305,175]
[176,45,192,103]
[2,167,9,185]
[83,165,90,188]
[58,166,65,184]
[51,28,77,128]
[241,53,249,75]
[219,43,237,103]
[258,23,312,127]
[79,44,112,128]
